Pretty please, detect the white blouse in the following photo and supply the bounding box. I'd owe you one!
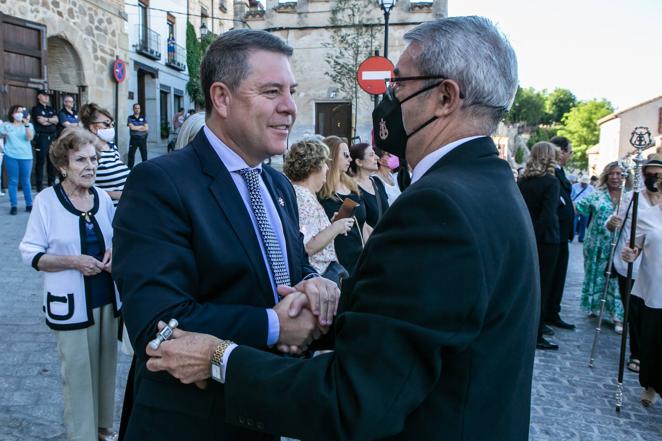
[631,204,662,308]
[293,184,337,274]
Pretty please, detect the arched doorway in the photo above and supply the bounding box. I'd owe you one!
[46,36,86,109]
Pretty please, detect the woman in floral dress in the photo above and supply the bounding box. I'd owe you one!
[576,161,625,329]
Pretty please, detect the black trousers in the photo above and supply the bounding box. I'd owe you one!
[617,272,642,360]
[537,243,560,340]
[128,136,148,169]
[639,302,662,392]
[34,132,55,191]
[545,241,569,322]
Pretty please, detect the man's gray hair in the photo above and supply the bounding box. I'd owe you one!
[201,29,293,116]
[404,16,518,130]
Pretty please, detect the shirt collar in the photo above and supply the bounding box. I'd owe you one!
[411,136,484,184]
[203,126,262,174]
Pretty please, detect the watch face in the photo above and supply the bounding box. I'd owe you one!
[211,363,222,382]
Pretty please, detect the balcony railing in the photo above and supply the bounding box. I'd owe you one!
[166,42,187,72]
[135,25,162,60]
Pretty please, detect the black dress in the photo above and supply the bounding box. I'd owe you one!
[319,192,366,276]
[359,177,390,228]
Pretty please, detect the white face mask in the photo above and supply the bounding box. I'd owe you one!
[97,127,115,143]
[13,113,23,122]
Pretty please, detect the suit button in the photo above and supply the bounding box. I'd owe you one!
[257,422,264,430]
[239,416,246,425]
[247,418,255,427]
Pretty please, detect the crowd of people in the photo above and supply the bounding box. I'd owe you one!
[3,14,661,441]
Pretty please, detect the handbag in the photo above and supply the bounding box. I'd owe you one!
[321,261,349,286]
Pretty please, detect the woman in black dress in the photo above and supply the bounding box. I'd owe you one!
[319,136,366,276]
[349,142,389,235]
[518,141,562,350]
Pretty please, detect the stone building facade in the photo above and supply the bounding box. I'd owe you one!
[591,95,662,176]
[0,0,131,150]
[234,0,447,143]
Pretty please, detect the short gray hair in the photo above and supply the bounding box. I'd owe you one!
[200,29,293,117]
[404,16,518,130]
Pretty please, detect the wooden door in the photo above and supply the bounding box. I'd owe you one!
[315,102,352,140]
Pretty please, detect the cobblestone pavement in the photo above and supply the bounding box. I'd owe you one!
[1,177,660,439]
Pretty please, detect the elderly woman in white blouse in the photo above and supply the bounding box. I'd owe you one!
[19,127,120,441]
[622,178,662,408]
[283,138,354,286]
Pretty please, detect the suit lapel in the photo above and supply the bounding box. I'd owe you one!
[261,169,296,285]
[193,132,275,306]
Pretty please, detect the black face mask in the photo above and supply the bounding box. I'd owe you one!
[644,174,659,192]
[372,77,448,158]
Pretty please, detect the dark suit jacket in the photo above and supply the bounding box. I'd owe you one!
[223,137,539,440]
[518,175,561,244]
[112,129,316,441]
[556,167,575,242]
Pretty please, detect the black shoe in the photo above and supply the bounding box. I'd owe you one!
[9,207,17,215]
[536,337,559,350]
[543,325,555,336]
[547,317,576,330]
[26,205,32,212]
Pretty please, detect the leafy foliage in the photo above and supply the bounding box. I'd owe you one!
[557,99,613,169]
[545,88,577,124]
[527,126,559,148]
[505,87,547,126]
[186,22,216,109]
[324,0,379,136]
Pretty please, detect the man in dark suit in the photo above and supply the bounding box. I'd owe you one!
[145,17,539,440]
[112,30,340,441]
[547,136,577,330]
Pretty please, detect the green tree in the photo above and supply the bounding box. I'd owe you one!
[324,0,379,136]
[557,99,613,169]
[545,88,577,124]
[186,22,216,109]
[526,125,559,148]
[504,86,547,126]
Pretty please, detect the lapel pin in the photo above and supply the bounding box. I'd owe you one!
[278,197,285,207]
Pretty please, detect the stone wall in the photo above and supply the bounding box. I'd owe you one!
[0,0,131,151]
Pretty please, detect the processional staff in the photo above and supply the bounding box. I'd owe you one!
[615,126,654,412]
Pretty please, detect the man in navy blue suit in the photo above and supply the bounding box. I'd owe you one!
[112,30,338,441]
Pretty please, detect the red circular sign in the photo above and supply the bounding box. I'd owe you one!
[113,59,127,83]
[357,56,394,95]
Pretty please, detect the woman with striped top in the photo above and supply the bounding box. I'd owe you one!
[80,103,130,205]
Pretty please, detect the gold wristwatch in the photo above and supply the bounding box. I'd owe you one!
[211,340,234,383]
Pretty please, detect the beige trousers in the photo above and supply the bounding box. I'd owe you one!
[54,304,118,441]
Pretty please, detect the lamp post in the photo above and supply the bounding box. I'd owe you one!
[200,22,209,39]
[378,0,396,59]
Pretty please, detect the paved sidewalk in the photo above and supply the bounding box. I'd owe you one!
[0,182,660,439]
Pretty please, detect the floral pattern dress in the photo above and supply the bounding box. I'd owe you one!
[576,189,624,322]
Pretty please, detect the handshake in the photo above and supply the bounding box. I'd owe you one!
[144,277,340,386]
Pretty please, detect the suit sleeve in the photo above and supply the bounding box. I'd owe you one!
[535,179,560,242]
[112,161,269,360]
[223,187,488,440]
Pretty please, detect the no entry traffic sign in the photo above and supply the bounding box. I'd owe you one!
[113,59,127,83]
[357,56,394,95]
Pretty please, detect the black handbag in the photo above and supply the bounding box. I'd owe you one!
[321,261,349,286]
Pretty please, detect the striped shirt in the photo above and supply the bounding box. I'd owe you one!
[95,145,129,206]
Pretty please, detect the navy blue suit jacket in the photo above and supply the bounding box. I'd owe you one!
[113,129,316,441]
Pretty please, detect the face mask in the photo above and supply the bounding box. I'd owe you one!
[644,174,659,192]
[97,127,115,143]
[13,113,23,122]
[386,155,400,170]
[372,80,445,158]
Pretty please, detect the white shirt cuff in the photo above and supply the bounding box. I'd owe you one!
[221,343,238,383]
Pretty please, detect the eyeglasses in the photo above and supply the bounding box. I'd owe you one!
[92,120,114,128]
[644,173,659,179]
[385,75,465,99]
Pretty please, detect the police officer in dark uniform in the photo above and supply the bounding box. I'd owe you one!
[31,89,58,191]
[57,94,80,137]
[127,103,149,169]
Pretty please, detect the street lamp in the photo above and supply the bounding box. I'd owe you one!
[378,0,396,59]
[200,22,209,38]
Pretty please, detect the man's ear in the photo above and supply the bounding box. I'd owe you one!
[434,80,463,117]
[210,82,232,118]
